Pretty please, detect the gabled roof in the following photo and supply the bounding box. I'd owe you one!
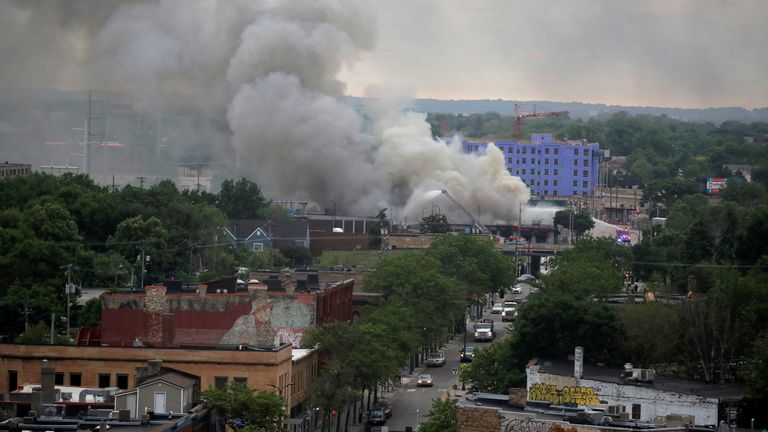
[140,372,197,390]
[227,218,308,241]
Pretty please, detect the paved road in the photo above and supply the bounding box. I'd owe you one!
[379,300,514,431]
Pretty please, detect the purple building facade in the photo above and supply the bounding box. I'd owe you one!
[462,134,601,198]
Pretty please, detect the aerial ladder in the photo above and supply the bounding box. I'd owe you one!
[513,104,568,140]
[439,189,491,235]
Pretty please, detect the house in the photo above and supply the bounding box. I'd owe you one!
[115,367,197,417]
[224,219,310,251]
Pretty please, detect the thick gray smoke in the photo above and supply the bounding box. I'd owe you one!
[0,0,529,222]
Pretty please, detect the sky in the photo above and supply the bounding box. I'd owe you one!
[338,0,768,109]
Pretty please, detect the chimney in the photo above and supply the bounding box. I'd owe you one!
[265,274,284,292]
[41,359,55,404]
[574,346,583,379]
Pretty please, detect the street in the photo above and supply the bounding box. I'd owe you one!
[381,297,514,431]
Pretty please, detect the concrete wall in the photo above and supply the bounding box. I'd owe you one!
[0,343,292,406]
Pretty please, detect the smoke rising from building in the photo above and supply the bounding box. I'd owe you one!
[0,0,529,222]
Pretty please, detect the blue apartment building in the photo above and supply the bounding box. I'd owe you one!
[462,134,601,198]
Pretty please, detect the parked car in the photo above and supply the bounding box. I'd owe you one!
[367,409,387,426]
[491,303,504,314]
[375,399,392,418]
[510,284,523,294]
[460,346,475,362]
[516,274,536,282]
[416,374,434,387]
[426,352,446,367]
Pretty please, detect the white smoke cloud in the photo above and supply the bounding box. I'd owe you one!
[0,0,530,222]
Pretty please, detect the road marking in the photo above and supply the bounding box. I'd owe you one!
[407,389,416,392]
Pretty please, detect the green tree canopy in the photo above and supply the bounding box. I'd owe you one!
[202,381,286,432]
[217,178,269,219]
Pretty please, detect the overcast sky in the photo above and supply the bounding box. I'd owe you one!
[338,0,768,109]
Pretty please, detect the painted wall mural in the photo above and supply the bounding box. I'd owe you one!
[528,383,601,406]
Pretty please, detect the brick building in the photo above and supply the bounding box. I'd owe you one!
[0,343,294,407]
[97,278,354,349]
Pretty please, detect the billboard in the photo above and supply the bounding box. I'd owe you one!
[706,177,727,195]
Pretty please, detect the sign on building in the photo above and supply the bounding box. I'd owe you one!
[706,178,727,195]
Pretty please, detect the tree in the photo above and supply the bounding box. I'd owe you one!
[417,398,458,432]
[368,208,390,248]
[545,238,629,298]
[514,290,621,363]
[217,178,269,219]
[278,245,312,268]
[202,381,286,432]
[420,213,450,234]
[553,209,594,240]
[616,303,683,368]
[426,234,514,299]
[746,332,768,398]
[461,340,526,392]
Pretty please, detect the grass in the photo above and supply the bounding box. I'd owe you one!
[314,249,412,269]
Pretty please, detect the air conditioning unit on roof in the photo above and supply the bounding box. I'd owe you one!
[630,368,655,382]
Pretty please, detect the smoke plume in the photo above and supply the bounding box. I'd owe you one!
[0,0,529,222]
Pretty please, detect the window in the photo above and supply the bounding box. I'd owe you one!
[553,190,558,196]
[55,373,64,385]
[572,180,578,187]
[98,373,111,388]
[516,148,520,153]
[631,404,641,420]
[554,169,559,175]
[583,159,588,166]
[522,158,527,164]
[583,180,588,188]
[507,157,513,163]
[544,169,549,175]
[521,169,526,175]
[234,377,248,385]
[215,376,228,389]
[544,180,549,186]
[508,147,514,153]
[573,148,578,155]
[573,170,578,176]
[508,168,514,174]
[545,148,550,154]
[253,243,264,252]
[583,170,588,177]
[584,149,590,156]
[554,158,559,165]
[70,373,82,386]
[553,180,558,186]
[8,370,18,392]
[543,190,548,196]
[544,158,549,164]
[117,374,129,390]
[554,148,559,155]
[573,159,578,166]
[522,147,527,154]
[531,158,536,165]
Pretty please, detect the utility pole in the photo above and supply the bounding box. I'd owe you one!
[137,176,147,188]
[138,245,146,290]
[65,264,72,337]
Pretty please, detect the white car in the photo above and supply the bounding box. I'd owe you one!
[510,285,523,294]
[491,303,504,314]
[516,274,536,282]
[426,352,446,367]
[417,374,434,387]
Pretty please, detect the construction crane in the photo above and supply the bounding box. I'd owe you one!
[513,104,569,140]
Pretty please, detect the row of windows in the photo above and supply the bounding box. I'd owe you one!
[507,147,592,156]
[0,168,30,177]
[511,168,592,178]
[522,179,591,188]
[505,157,592,166]
[214,376,248,389]
[52,372,130,389]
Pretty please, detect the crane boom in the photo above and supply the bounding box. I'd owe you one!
[513,104,568,140]
[440,189,490,235]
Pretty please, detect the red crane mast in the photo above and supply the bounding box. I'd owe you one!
[513,104,569,140]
